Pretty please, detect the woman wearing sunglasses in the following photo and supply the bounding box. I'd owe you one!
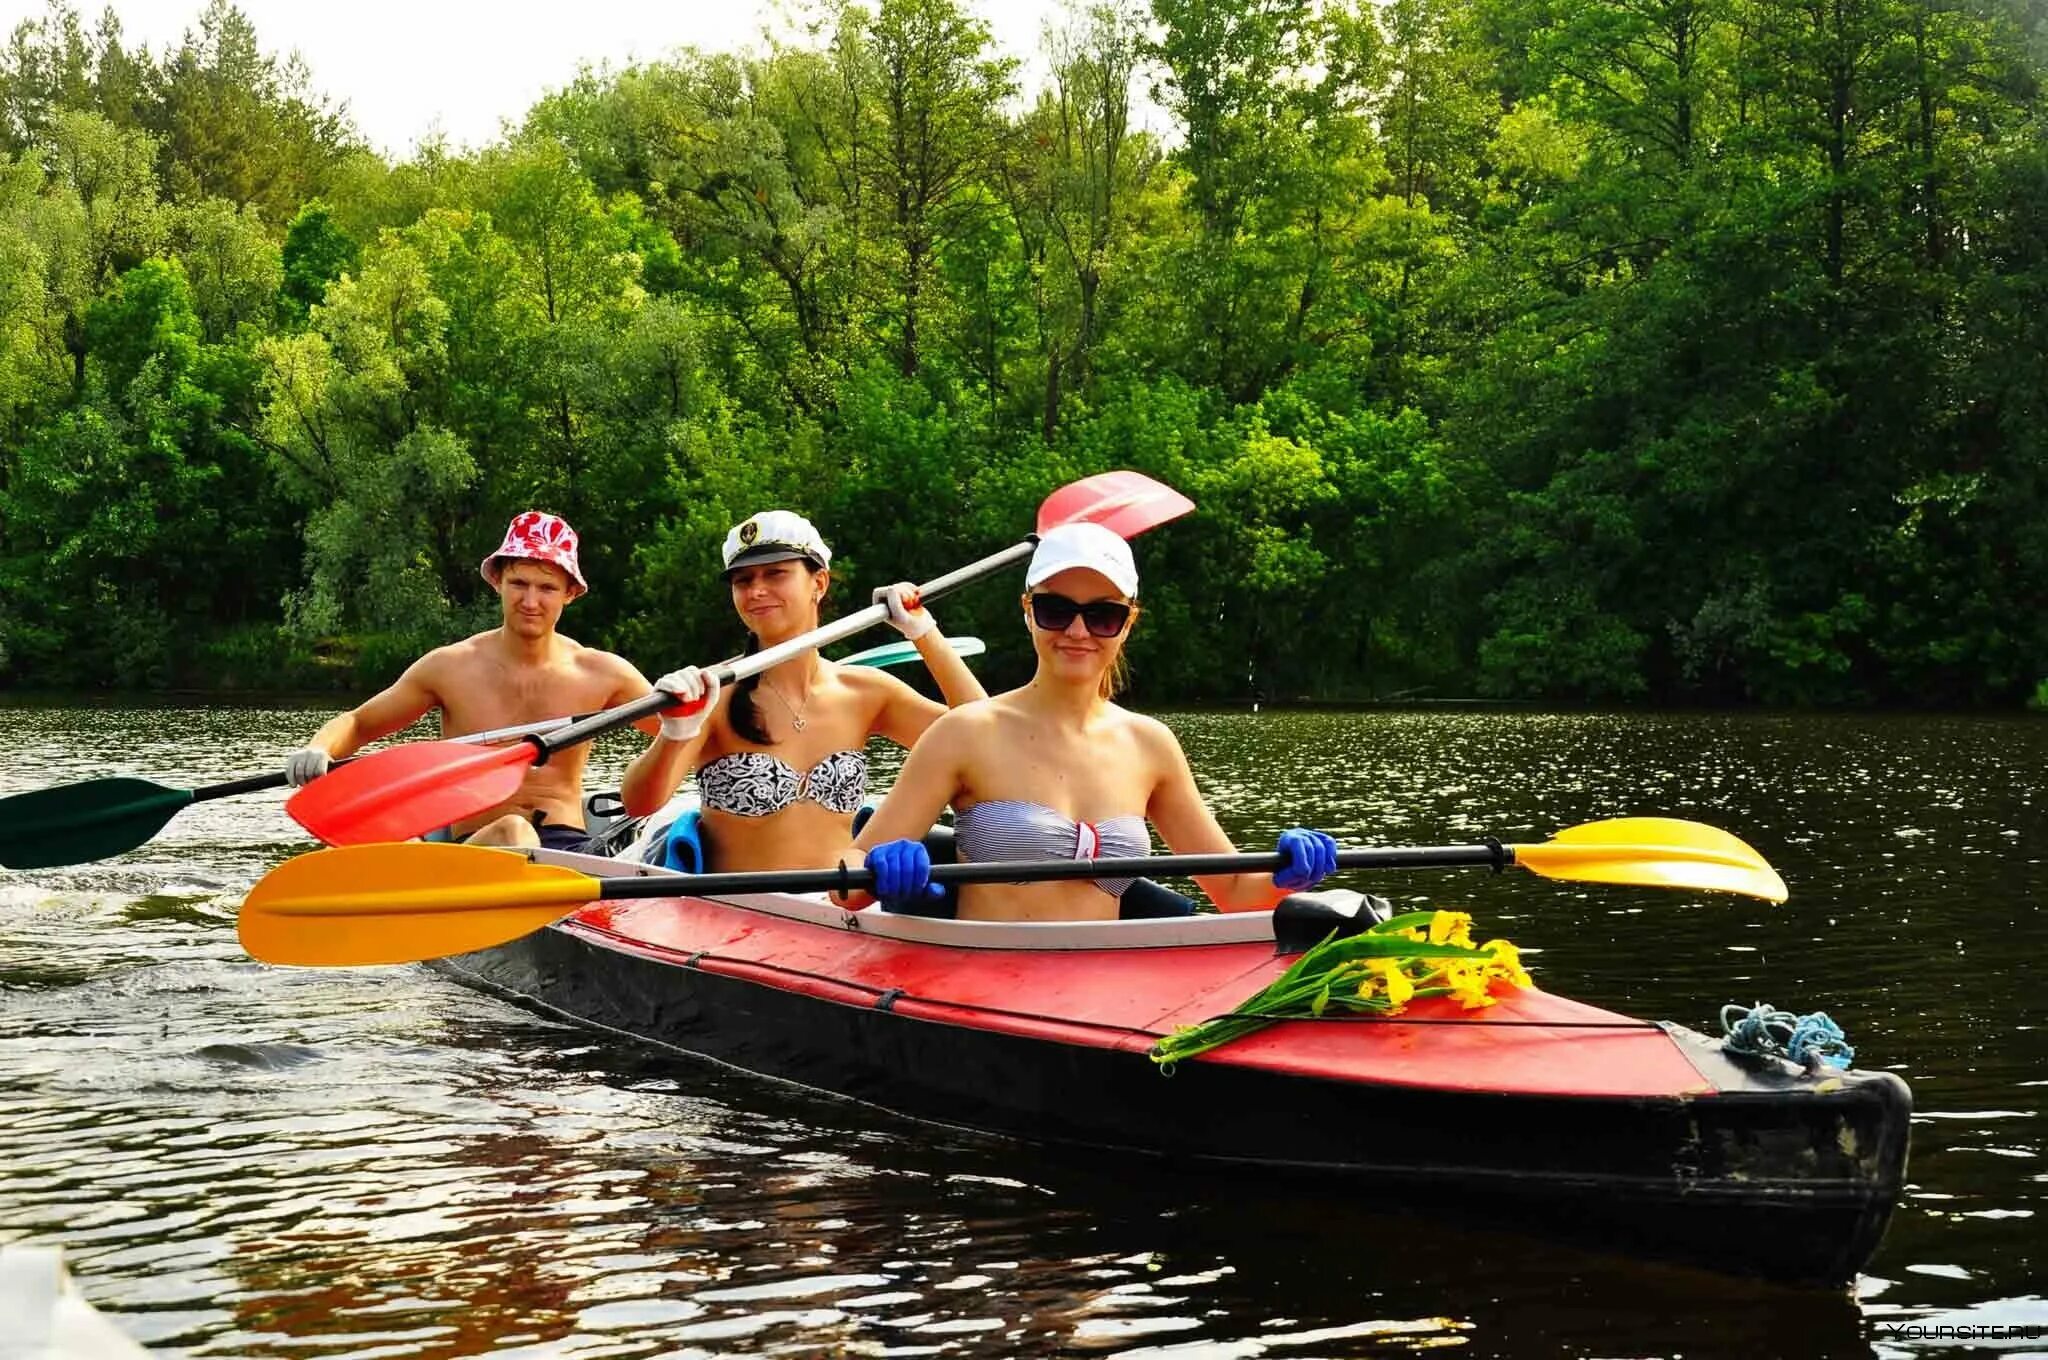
[839,522,1339,921]
[619,510,987,872]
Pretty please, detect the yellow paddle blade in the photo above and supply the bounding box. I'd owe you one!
[239,843,602,967]
[1513,817,1788,903]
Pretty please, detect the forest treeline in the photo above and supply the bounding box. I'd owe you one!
[2,0,2045,705]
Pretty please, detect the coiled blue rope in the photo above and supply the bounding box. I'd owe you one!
[1719,1002,1856,1070]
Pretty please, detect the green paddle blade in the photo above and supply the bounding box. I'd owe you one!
[0,777,196,870]
[842,636,987,669]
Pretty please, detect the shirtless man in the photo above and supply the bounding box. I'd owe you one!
[282,510,659,852]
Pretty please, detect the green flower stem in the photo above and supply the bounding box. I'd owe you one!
[1149,917,1522,1069]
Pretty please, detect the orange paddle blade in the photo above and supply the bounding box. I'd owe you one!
[1514,817,1788,902]
[1039,470,1195,538]
[239,842,601,966]
[287,741,537,846]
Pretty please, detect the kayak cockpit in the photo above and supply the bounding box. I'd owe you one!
[532,844,1287,950]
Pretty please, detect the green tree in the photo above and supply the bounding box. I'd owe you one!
[1,255,293,685]
[147,0,354,218]
[172,195,281,340]
[278,198,358,321]
[1001,1,1160,438]
[255,223,476,646]
[856,0,1017,378]
[0,1,94,153]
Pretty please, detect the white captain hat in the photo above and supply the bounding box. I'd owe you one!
[723,510,832,574]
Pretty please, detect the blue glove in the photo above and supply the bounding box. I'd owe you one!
[1273,828,1339,891]
[867,838,941,905]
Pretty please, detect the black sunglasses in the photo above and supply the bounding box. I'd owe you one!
[1029,592,1133,638]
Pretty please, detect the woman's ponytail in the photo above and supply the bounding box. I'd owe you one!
[727,633,774,745]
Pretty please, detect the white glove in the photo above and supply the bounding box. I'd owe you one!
[656,666,720,741]
[873,582,935,640]
[283,748,331,787]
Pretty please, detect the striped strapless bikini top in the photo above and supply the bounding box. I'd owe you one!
[699,750,868,818]
[953,800,1149,897]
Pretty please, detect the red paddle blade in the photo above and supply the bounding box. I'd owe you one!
[1038,470,1195,539]
[287,741,539,845]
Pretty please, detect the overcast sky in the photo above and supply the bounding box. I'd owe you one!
[66,0,1104,156]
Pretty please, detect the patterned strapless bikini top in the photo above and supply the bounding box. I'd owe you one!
[698,749,869,818]
[953,800,1150,897]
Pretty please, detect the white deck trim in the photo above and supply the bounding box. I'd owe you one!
[529,847,1279,951]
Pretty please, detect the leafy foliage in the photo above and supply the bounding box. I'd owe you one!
[0,0,2043,704]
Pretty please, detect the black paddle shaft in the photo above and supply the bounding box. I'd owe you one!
[194,712,602,803]
[528,540,1039,760]
[190,714,593,801]
[577,843,1515,900]
[193,752,379,802]
[196,758,390,802]
[192,771,292,802]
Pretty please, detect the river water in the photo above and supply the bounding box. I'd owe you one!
[0,703,2042,1358]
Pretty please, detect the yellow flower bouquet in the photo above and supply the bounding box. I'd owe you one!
[1150,910,1533,1071]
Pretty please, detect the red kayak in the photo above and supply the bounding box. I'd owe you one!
[433,847,1911,1288]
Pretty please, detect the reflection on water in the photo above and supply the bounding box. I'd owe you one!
[0,703,2043,1357]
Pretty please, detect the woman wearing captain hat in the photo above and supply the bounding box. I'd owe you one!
[838,521,1339,921]
[618,510,987,873]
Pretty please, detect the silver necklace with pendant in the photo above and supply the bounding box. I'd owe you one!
[762,676,813,732]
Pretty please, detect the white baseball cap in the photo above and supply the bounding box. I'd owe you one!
[1025,522,1139,598]
[723,510,832,574]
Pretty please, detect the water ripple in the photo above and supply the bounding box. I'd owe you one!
[0,704,2041,1356]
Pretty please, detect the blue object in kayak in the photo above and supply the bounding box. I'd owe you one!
[662,809,707,875]
[1722,1001,1856,1070]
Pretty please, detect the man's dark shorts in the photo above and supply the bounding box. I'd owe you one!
[535,822,598,855]
[423,817,597,854]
